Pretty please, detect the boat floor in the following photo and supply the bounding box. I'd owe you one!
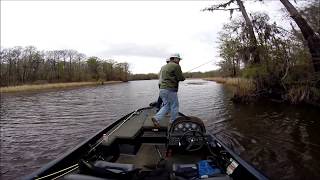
[116,143,203,170]
[102,108,170,146]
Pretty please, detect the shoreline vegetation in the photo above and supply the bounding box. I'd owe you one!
[1,46,130,88]
[205,77,320,107]
[202,0,320,108]
[204,77,256,102]
[0,81,122,93]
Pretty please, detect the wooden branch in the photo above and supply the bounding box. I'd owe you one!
[212,8,240,11]
[202,0,236,11]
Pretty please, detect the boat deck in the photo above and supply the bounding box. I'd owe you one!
[102,108,170,146]
[116,143,203,170]
[116,144,165,170]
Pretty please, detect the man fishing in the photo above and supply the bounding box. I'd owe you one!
[155,58,170,110]
[152,53,185,127]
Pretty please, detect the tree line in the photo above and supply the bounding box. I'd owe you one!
[0,45,219,85]
[0,46,130,87]
[204,0,320,104]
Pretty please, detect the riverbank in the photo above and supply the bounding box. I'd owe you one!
[203,77,251,85]
[204,77,258,103]
[204,77,255,92]
[204,77,320,107]
[0,81,122,93]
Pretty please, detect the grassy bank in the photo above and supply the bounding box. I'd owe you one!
[204,77,254,89]
[204,77,256,102]
[204,77,320,106]
[0,81,122,93]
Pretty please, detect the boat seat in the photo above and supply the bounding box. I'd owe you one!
[172,164,198,179]
[205,177,232,180]
[93,160,135,173]
[172,163,231,180]
[77,160,138,179]
[63,174,111,180]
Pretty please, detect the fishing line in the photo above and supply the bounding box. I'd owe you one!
[185,59,216,73]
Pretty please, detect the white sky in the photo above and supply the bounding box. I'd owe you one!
[1,0,300,74]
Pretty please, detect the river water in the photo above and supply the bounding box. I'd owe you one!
[1,79,320,179]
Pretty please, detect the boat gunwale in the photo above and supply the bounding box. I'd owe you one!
[208,132,269,180]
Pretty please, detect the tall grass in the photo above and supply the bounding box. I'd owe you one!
[286,85,320,104]
[0,81,121,93]
[204,77,256,102]
[204,77,254,89]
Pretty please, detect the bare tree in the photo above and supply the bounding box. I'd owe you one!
[280,0,320,73]
[75,52,86,81]
[203,0,261,64]
[66,49,78,81]
[102,59,115,81]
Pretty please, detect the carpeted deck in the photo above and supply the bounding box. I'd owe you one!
[102,108,170,146]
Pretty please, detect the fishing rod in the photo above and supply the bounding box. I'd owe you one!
[184,59,216,73]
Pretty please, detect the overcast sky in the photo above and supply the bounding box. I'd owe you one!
[1,1,299,74]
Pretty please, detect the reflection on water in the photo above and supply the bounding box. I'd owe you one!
[1,79,320,179]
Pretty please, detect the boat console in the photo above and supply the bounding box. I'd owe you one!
[168,116,207,152]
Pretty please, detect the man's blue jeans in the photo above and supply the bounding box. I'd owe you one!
[154,89,179,122]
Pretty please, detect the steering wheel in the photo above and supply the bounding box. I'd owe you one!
[179,130,205,152]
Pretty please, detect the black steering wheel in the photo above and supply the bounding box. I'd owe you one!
[179,130,205,152]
